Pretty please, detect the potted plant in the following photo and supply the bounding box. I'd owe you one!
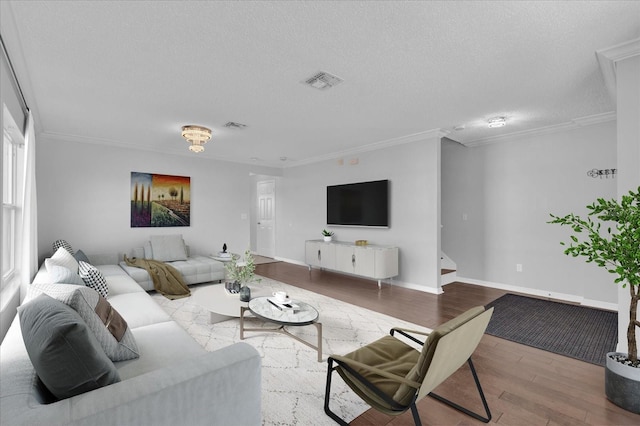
[322,229,334,242]
[225,249,261,301]
[549,186,639,413]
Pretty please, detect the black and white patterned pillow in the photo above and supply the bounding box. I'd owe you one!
[78,261,109,298]
[52,239,74,255]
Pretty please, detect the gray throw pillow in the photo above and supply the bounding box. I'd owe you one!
[18,294,120,400]
[73,249,91,264]
[28,283,139,361]
[150,234,187,261]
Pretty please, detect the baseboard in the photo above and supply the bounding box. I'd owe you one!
[275,259,443,294]
[441,271,457,285]
[391,280,443,295]
[457,276,618,311]
[274,256,306,267]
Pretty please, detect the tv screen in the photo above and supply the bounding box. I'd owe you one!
[326,180,389,227]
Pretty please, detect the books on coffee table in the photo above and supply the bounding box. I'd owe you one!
[267,297,300,312]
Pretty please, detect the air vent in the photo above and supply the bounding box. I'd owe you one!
[302,71,344,90]
[224,122,248,129]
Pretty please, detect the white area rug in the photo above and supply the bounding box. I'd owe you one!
[151,276,430,425]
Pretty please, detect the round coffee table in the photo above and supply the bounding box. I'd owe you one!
[240,297,323,362]
[191,284,268,324]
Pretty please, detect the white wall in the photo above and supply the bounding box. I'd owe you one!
[275,136,442,293]
[36,137,279,262]
[442,120,618,306]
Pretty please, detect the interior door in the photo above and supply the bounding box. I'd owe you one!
[256,180,276,258]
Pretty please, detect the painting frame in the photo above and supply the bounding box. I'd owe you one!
[130,172,191,227]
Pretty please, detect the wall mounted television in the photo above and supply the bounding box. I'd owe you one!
[326,179,389,227]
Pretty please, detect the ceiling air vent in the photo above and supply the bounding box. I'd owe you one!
[224,122,248,129]
[302,71,344,90]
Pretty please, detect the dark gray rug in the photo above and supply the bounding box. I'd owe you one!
[485,294,617,366]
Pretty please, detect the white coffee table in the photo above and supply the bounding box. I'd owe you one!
[191,283,268,324]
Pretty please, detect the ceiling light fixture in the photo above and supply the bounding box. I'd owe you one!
[487,117,506,128]
[181,125,212,153]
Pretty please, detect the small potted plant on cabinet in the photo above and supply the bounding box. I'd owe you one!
[549,186,639,414]
[322,229,334,242]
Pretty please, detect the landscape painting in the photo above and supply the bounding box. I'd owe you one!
[130,172,191,227]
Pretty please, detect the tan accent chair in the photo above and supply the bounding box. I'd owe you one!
[324,306,494,425]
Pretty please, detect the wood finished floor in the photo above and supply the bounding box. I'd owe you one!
[255,261,640,426]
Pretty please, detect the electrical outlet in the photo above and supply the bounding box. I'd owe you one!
[516,264,523,272]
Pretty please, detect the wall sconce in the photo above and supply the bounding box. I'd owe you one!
[587,168,617,179]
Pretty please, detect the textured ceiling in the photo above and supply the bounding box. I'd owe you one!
[1,1,639,167]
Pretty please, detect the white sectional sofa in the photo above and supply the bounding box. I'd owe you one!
[118,236,226,291]
[0,254,261,425]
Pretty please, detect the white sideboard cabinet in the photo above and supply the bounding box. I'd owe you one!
[305,240,399,287]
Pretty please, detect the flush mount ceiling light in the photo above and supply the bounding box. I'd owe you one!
[181,125,212,153]
[487,117,507,128]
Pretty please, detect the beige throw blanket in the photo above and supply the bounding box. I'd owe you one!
[124,256,191,300]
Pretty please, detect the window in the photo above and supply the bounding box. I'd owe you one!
[1,106,23,291]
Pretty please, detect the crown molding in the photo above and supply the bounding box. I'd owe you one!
[462,112,617,148]
[596,38,640,102]
[39,130,283,167]
[284,128,450,168]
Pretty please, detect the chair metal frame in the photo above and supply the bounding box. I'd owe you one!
[324,319,492,425]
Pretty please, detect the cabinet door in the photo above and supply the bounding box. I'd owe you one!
[374,247,399,278]
[306,241,336,269]
[335,245,355,273]
[305,241,322,267]
[319,243,336,269]
[353,247,376,278]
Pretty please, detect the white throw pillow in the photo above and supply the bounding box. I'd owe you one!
[48,247,79,273]
[143,241,153,259]
[44,262,85,286]
[150,234,187,262]
[27,283,139,362]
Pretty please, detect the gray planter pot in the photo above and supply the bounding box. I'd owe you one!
[605,352,640,414]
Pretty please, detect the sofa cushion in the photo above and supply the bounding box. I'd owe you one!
[52,239,74,255]
[78,261,109,298]
[150,235,187,261]
[49,246,79,272]
[29,283,139,361]
[101,272,147,297]
[116,321,205,380]
[44,262,84,286]
[18,294,120,400]
[107,292,172,328]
